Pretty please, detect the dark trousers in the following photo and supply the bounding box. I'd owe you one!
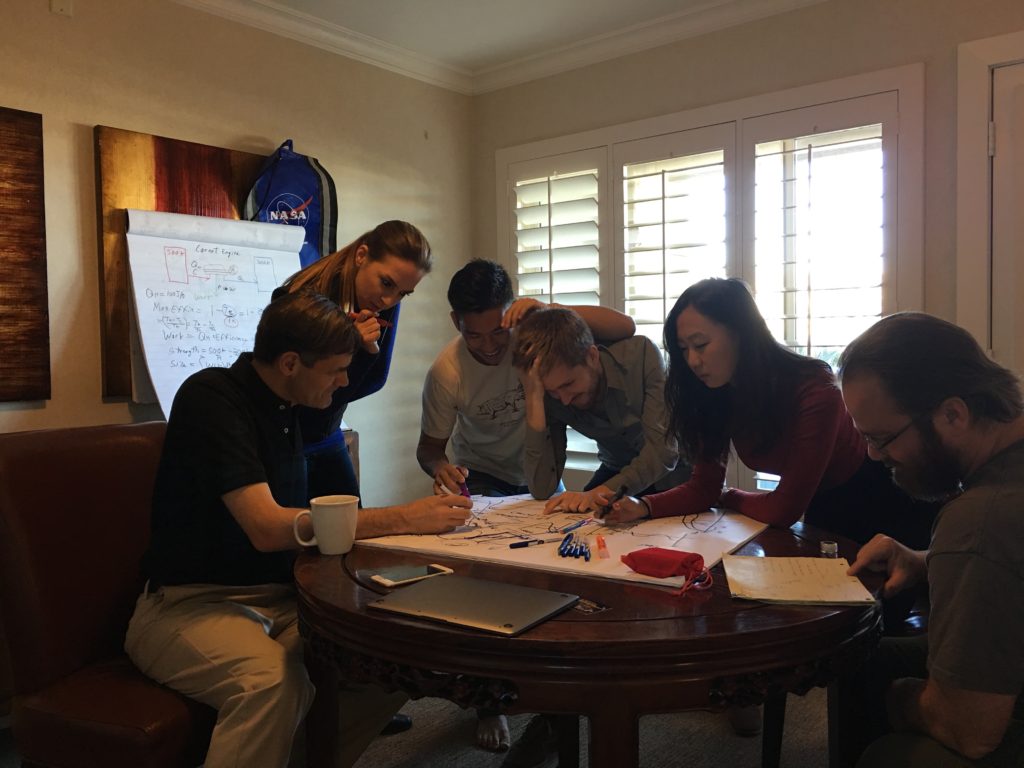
[465,470,529,497]
[806,457,939,631]
[805,456,938,550]
[839,635,1024,767]
[584,463,656,495]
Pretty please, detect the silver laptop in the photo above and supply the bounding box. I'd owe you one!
[368,574,579,636]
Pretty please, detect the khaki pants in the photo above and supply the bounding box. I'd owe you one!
[125,583,406,768]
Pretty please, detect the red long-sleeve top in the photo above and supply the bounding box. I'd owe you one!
[644,370,867,527]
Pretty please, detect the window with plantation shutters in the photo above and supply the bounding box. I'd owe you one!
[504,150,608,471]
[513,168,601,306]
[496,66,923,492]
[751,124,885,368]
[739,92,900,490]
[614,124,734,350]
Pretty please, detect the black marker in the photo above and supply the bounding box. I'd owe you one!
[597,485,628,520]
[509,537,561,549]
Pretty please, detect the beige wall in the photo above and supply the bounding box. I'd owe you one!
[5,0,1024,504]
[470,0,1024,321]
[0,0,471,504]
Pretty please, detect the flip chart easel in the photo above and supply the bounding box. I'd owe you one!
[125,209,303,416]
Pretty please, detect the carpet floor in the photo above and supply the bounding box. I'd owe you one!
[0,687,829,767]
[354,687,828,767]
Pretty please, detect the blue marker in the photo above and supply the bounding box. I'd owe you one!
[558,532,573,557]
[560,518,590,534]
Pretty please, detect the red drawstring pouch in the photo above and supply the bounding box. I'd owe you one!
[621,547,713,594]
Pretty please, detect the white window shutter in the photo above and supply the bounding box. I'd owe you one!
[753,124,885,367]
[514,169,601,306]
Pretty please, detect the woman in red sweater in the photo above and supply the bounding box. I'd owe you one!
[610,277,934,549]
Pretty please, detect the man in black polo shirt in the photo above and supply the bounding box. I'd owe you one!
[125,291,472,768]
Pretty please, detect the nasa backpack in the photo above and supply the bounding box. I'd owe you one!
[244,139,338,267]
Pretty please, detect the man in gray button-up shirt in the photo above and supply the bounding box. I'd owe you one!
[512,308,689,513]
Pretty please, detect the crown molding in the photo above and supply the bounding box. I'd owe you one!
[473,0,829,93]
[173,0,828,96]
[172,0,475,94]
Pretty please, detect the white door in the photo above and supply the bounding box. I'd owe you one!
[991,62,1024,375]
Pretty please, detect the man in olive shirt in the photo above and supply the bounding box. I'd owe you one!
[839,312,1024,767]
[512,307,688,513]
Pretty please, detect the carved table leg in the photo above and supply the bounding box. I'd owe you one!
[554,714,580,768]
[305,647,339,768]
[762,691,786,768]
[587,705,639,768]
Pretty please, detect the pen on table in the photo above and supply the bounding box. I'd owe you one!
[509,537,562,549]
[347,311,393,328]
[559,518,591,534]
[595,534,609,559]
[596,485,628,520]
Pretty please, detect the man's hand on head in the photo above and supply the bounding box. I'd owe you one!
[519,354,546,399]
[502,298,544,329]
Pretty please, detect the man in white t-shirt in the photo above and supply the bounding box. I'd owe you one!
[417,259,635,497]
[416,260,634,754]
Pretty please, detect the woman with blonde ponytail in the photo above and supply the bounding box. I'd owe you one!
[275,220,432,500]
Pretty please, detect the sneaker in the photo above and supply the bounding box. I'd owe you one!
[501,714,558,768]
[728,705,762,737]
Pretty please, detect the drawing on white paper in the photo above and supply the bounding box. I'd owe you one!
[361,495,767,589]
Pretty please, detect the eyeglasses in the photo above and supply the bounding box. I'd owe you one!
[863,412,929,453]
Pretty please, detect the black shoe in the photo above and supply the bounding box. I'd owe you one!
[501,714,557,768]
[380,713,413,736]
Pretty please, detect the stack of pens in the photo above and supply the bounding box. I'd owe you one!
[558,532,591,561]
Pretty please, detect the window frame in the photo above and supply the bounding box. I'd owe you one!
[494,64,924,490]
[496,63,923,312]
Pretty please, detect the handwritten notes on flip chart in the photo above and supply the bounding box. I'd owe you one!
[723,555,876,605]
[125,209,303,416]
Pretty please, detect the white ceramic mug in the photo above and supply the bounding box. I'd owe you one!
[293,494,359,555]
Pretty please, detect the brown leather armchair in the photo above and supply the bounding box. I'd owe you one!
[0,422,214,768]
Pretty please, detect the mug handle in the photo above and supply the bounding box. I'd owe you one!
[293,509,317,547]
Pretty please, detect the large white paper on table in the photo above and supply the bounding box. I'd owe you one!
[125,209,303,416]
[723,555,876,605]
[360,495,768,589]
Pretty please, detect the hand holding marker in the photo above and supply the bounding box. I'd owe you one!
[597,485,628,520]
[347,311,393,328]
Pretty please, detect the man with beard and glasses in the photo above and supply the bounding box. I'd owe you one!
[836,311,1024,767]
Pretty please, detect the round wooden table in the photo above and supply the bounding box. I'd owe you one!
[296,522,879,768]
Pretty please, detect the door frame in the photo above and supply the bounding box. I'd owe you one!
[956,30,1024,349]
